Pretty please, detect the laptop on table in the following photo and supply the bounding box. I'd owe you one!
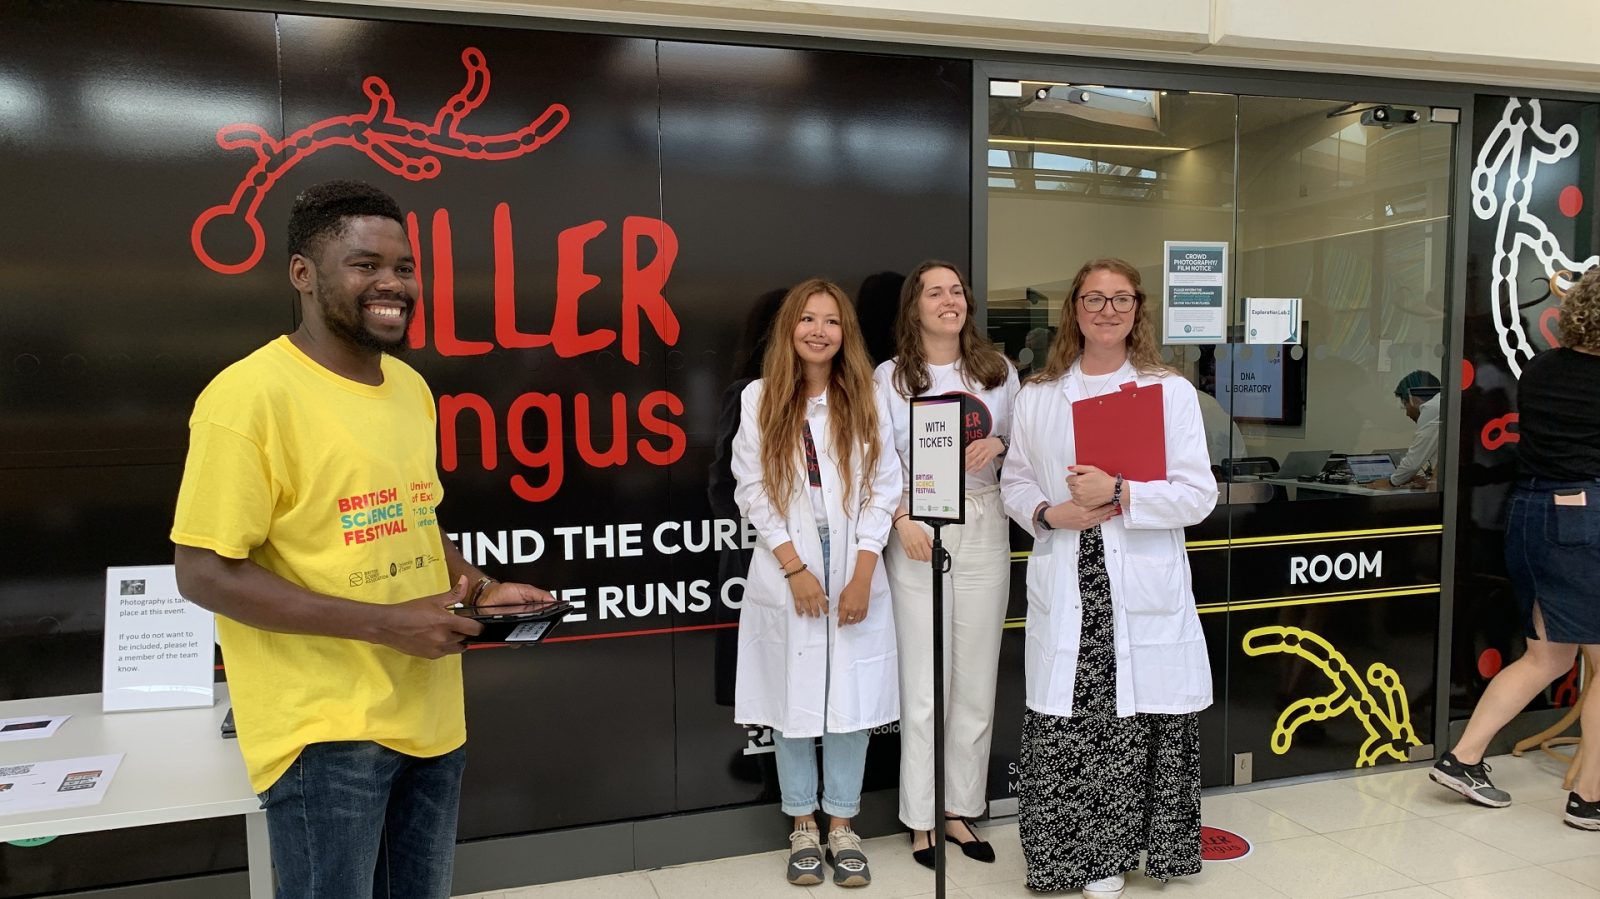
[1276,450,1332,481]
[1344,453,1397,484]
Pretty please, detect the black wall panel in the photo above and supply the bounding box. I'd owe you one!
[1453,96,1600,721]
[658,39,972,813]
[0,1,972,892]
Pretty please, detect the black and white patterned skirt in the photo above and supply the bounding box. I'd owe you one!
[1018,525,1201,892]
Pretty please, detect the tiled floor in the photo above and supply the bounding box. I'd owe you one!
[457,752,1600,898]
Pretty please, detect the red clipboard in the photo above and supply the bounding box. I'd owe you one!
[1072,381,1166,482]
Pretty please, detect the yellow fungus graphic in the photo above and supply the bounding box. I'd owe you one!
[1242,625,1420,767]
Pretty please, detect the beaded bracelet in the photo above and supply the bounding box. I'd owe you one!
[782,563,809,579]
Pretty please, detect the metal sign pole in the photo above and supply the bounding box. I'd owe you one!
[905,391,965,899]
[931,520,950,899]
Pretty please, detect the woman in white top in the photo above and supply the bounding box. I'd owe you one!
[1000,258,1216,899]
[873,261,1019,867]
[732,278,901,888]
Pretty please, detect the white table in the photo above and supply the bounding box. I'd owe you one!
[0,687,270,898]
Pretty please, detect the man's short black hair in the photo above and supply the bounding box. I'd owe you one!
[287,180,405,260]
[1393,369,1441,400]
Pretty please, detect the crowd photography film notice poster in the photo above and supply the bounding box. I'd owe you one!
[102,566,215,712]
[908,395,965,524]
[1163,241,1228,344]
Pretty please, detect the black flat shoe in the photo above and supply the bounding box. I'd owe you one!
[909,830,935,870]
[944,815,995,863]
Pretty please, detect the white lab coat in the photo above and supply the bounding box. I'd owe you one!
[732,379,903,737]
[1392,394,1441,485]
[1000,362,1217,718]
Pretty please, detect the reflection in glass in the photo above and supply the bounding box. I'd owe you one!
[987,87,1454,503]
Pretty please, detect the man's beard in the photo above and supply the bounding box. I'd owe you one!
[316,280,412,354]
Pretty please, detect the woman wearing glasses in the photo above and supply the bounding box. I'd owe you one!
[1000,258,1216,899]
[873,261,1019,867]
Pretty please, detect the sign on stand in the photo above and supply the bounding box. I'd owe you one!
[908,394,966,524]
[102,565,214,712]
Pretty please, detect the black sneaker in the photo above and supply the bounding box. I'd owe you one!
[1429,751,1511,808]
[787,824,824,886]
[1565,792,1600,830]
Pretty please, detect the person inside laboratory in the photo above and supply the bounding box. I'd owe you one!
[1369,369,1440,490]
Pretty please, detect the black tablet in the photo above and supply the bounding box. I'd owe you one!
[455,599,573,644]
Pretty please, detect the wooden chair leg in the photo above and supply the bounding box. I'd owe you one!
[1514,664,1594,791]
[1513,663,1593,758]
[1513,707,1581,757]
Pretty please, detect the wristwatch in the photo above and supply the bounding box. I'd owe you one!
[1033,502,1054,531]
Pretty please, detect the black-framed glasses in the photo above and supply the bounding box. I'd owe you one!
[1078,292,1138,313]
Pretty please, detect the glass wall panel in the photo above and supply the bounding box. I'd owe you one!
[987,86,1237,389]
[986,84,1240,788]
[987,80,1453,788]
[1232,96,1453,497]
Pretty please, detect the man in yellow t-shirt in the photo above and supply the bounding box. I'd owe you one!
[172,180,550,899]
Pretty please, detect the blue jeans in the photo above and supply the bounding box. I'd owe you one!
[773,728,871,817]
[257,741,466,899]
[772,523,871,818]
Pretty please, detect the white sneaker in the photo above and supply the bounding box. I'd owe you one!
[1083,873,1125,899]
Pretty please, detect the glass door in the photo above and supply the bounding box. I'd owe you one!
[984,77,1454,793]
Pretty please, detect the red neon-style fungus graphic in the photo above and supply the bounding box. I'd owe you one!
[1476,648,1502,679]
[1560,185,1584,218]
[1481,413,1519,451]
[1540,307,1563,348]
[191,48,569,275]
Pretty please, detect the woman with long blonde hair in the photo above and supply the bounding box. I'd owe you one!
[732,278,901,888]
[873,260,1018,866]
[1001,258,1216,898]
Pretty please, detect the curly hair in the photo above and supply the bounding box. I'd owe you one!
[1558,268,1600,352]
[287,180,404,261]
[1030,258,1170,382]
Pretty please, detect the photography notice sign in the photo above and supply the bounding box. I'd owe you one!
[1163,241,1228,344]
[908,394,965,524]
[102,565,214,712]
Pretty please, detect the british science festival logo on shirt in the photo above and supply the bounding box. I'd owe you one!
[338,487,410,546]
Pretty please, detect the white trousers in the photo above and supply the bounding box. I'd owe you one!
[885,486,1012,829]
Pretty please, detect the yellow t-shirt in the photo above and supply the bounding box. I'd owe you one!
[171,336,461,793]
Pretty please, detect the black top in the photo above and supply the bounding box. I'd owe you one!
[1517,348,1600,481]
